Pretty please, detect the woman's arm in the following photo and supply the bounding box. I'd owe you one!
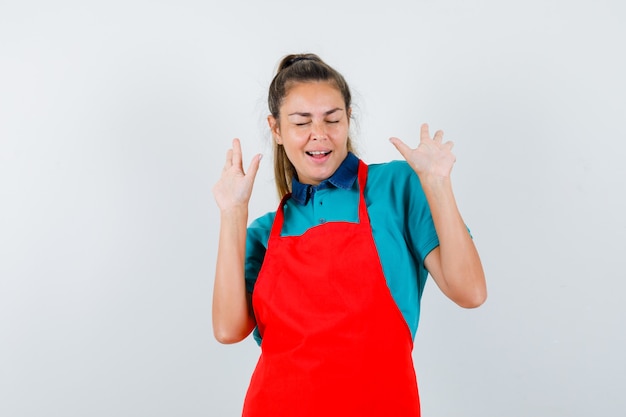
[390,124,486,308]
[212,139,262,343]
[420,178,486,308]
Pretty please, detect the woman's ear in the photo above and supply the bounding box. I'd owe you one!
[268,115,282,144]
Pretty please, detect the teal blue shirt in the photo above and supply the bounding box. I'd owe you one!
[245,153,440,345]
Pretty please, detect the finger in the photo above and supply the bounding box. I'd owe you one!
[246,153,263,182]
[223,148,233,171]
[231,138,243,171]
[444,140,454,151]
[420,123,431,143]
[389,137,413,161]
[433,129,444,143]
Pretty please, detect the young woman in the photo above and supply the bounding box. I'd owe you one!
[212,53,486,416]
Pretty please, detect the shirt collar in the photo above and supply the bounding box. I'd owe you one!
[291,152,359,205]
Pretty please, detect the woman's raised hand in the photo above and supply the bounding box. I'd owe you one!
[212,138,262,212]
[389,123,456,181]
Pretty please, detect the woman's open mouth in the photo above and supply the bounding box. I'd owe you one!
[306,150,331,159]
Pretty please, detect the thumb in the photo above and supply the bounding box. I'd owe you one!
[389,137,412,160]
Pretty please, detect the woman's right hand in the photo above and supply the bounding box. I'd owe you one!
[212,138,262,212]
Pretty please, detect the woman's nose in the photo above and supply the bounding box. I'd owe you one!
[311,121,327,140]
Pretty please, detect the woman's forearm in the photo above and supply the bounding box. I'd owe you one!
[422,176,487,308]
[212,207,256,343]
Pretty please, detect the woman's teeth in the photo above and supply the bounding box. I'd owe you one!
[306,151,331,156]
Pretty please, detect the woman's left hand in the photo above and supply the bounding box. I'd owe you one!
[390,123,456,180]
[391,123,487,308]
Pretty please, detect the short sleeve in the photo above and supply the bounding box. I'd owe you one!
[245,212,275,294]
[366,160,440,266]
[402,165,440,265]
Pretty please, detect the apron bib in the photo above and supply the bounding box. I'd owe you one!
[243,161,420,416]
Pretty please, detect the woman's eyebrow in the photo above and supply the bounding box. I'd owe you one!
[287,108,344,117]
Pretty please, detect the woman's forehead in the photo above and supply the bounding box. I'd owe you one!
[281,81,345,112]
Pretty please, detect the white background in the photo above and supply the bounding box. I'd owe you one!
[1,1,625,416]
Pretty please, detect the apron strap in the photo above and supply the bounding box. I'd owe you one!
[269,159,370,240]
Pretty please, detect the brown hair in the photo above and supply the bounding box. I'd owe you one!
[268,53,354,198]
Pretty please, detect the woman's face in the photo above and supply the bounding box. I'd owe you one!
[269,81,350,186]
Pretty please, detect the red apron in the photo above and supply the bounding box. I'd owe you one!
[243,161,420,416]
